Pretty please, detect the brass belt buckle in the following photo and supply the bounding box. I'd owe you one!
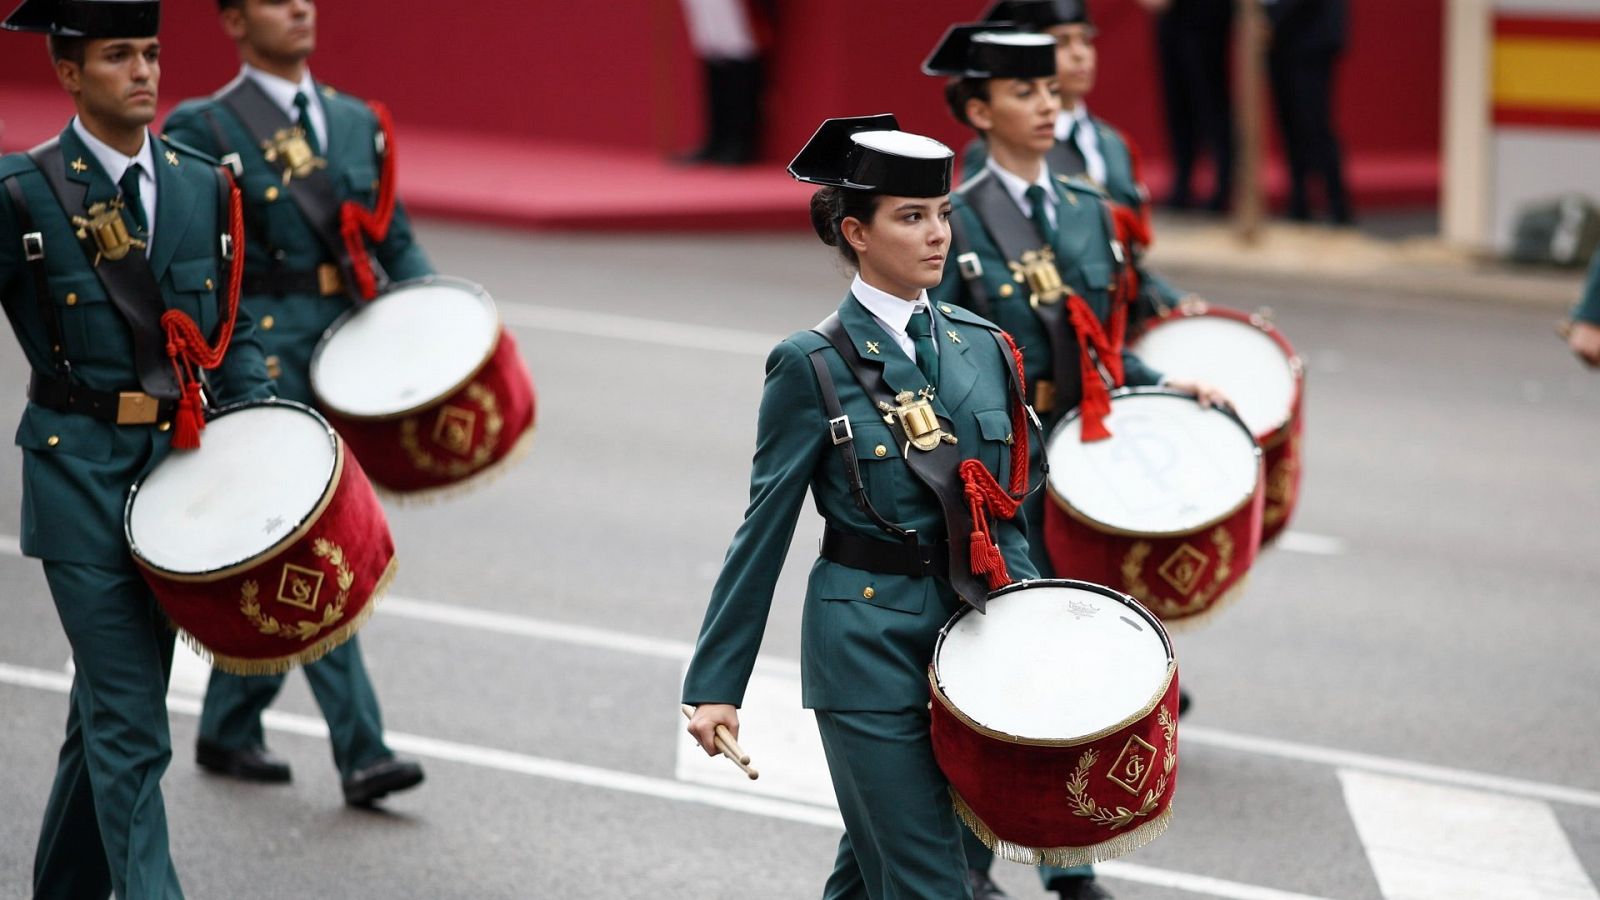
[317,263,343,296]
[117,391,159,425]
[1034,380,1057,415]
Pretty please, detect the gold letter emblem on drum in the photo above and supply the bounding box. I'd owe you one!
[1157,544,1209,596]
[431,406,477,456]
[1107,735,1159,795]
[276,564,326,611]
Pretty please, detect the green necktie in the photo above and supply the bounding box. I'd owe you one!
[906,307,940,388]
[118,164,147,234]
[294,92,322,155]
[1025,183,1058,246]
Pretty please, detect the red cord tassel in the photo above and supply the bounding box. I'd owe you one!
[1066,293,1125,442]
[171,381,204,449]
[339,101,400,301]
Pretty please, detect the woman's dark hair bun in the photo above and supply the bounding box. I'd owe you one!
[810,186,841,247]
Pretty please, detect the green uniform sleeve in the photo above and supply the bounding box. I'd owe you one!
[161,106,219,157]
[374,197,433,282]
[681,338,826,707]
[1121,347,1163,388]
[1138,265,1184,314]
[1574,247,1600,325]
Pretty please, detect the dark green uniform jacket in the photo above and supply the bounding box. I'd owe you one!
[682,294,1039,713]
[164,75,433,403]
[1576,248,1600,325]
[0,124,274,565]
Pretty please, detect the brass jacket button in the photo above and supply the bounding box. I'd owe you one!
[265,186,280,201]
[46,435,60,447]
[158,421,171,432]
[260,315,275,330]
[862,587,876,600]
[999,284,1015,298]
[874,445,887,458]
[64,292,78,306]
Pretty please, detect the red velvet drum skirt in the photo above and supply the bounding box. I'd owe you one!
[1130,303,1304,544]
[125,400,396,674]
[1044,389,1265,629]
[929,580,1181,867]
[309,277,536,499]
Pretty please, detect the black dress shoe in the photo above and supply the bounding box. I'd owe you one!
[1053,874,1114,900]
[967,868,1012,899]
[1178,687,1192,718]
[342,756,425,807]
[196,739,292,783]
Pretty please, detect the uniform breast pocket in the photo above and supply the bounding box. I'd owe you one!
[342,165,378,204]
[1078,260,1113,300]
[47,271,123,364]
[851,422,903,522]
[972,408,1015,486]
[165,257,219,334]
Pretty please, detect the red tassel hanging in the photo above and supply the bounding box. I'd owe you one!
[960,459,1024,590]
[1065,293,1124,442]
[338,101,400,302]
[171,380,204,449]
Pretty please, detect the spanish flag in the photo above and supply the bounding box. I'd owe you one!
[1493,16,1600,130]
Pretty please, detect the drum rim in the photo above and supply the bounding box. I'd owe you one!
[308,275,506,422]
[1045,388,1264,539]
[124,399,343,581]
[929,578,1176,748]
[1133,303,1304,441]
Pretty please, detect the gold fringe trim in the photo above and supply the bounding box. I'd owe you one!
[375,426,536,507]
[951,789,1175,868]
[1157,573,1252,634]
[181,555,399,676]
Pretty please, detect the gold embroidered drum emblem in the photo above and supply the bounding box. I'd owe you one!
[1157,543,1209,595]
[431,406,477,456]
[276,564,325,611]
[1107,735,1159,795]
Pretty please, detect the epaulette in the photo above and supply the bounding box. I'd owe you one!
[955,168,993,197]
[934,301,1002,333]
[159,134,221,167]
[1054,173,1108,199]
[0,153,36,181]
[788,329,830,355]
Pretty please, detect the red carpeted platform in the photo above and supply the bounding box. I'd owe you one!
[0,86,1435,232]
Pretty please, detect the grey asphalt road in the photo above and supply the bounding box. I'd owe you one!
[1,221,1597,900]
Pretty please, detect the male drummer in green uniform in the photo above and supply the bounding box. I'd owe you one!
[964,0,1202,329]
[925,22,1222,900]
[1567,247,1600,368]
[163,0,429,806]
[0,0,274,893]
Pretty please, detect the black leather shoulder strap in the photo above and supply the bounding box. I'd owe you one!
[804,322,909,542]
[28,139,177,398]
[3,171,69,376]
[946,212,994,321]
[963,172,1049,264]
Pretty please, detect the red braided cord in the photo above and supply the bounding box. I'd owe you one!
[339,101,399,301]
[955,331,1035,590]
[1066,292,1125,442]
[999,330,1028,496]
[1121,133,1156,239]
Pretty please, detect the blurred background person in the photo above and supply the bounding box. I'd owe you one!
[1569,247,1600,368]
[678,0,773,165]
[1262,0,1351,224]
[1140,0,1234,212]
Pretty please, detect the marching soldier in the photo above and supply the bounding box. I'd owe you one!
[0,0,274,894]
[162,0,429,806]
[684,115,1041,900]
[964,0,1201,330]
[925,22,1222,900]
[1567,247,1600,369]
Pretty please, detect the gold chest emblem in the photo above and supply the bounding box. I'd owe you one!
[1009,247,1069,308]
[878,388,957,453]
[71,200,146,265]
[262,127,326,184]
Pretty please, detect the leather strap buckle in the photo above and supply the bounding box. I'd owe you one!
[317,263,343,296]
[117,391,160,425]
[828,414,853,446]
[22,232,44,262]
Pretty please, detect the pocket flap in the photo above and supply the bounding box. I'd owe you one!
[850,422,901,460]
[814,560,924,614]
[49,272,107,305]
[342,166,378,194]
[15,406,115,462]
[168,257,216,293]
[974,408,1013,442]
[1079,260,1112,290]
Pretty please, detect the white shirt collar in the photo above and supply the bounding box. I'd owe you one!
[852,274,929,343]
[71,117,154,186]
[243,63,319,118]
[1055,103,1091,141]
[985,156,1057,219]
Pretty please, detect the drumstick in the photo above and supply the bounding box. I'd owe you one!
[681,704,759,780]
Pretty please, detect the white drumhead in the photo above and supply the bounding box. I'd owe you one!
[936,582,1171,740]
[128,404,337,574]
[1048,391,1259,535]
[311,280,500,418]
[1132,314,1296,437]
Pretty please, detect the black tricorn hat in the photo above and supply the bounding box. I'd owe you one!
[3,0,159,36]
[789,114,954,198]
[923,23,1058,80]
[981,0,1092,29]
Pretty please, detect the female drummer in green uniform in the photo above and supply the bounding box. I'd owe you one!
[683,114,1041,900]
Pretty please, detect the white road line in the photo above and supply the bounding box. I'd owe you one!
[6,538,1595,815]
[1340,770,1600,900]
[1273,531,1347,556]
[498,303,779,357]
[0,660,1332,900]
[0,533,19,557]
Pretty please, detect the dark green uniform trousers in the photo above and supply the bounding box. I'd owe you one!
[35,561,183,900]
[816,709,972,900]
[199,637,389,779]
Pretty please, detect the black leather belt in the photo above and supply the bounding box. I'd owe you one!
[28,371,176,425]
[242,263,344,298]
[820,525,949,579]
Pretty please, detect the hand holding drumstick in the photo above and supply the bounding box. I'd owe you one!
[683,703,759,780]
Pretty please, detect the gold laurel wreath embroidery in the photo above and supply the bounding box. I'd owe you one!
[1065,706,1178,830]
[239,539,354,641]
[1121,527,1234,619]
[398,383,503,477]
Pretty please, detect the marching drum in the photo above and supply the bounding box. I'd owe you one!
[310,277,536,498]
[126,401,396,674]
[929,579,1180,866]
[1131,304,1303,543]
[1044,388,1263,628]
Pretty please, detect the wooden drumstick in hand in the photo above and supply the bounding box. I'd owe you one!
[681,704,759,780]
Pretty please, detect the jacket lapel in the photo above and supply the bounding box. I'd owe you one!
[1049,178,1093,274]
[930,307,979,413]
[840,293,929,401]
[146,134,196,282]
[320,86,367,171]
[58,126,118,209]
